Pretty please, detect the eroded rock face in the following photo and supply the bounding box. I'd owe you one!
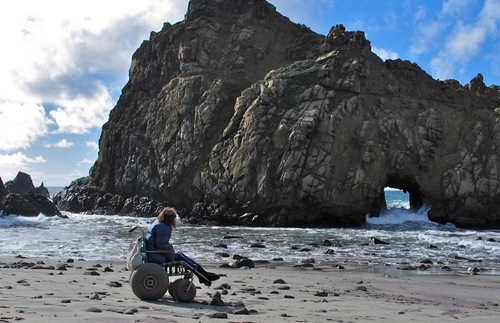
[54,0,500,228]
[4,172,50,198]
[2,192,62,217]
[0,177,7,211]
[1,173,61,217]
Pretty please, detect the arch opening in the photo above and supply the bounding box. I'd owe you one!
[384,187,409,209]
[383,174,424,211]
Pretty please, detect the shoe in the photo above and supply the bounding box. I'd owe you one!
[206,272,220,281]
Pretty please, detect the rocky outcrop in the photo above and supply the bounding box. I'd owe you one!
[0,177,7,211]
[4,172,50,198]
[2,192,62,217]
[54,0,500,229]
[54,177,166,217]
[1,172,62,217]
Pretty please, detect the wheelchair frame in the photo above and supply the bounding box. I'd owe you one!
[128,226,210,302]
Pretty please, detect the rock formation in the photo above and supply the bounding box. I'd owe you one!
[0,177,7,211]
[4,171,50,198]
[2,192,62,217]
[1,172,62,217]
[54,0,500,229]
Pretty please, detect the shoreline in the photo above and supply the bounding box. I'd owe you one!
[1,257,499,322]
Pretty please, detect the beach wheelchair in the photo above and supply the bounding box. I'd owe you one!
[128,226,211,302]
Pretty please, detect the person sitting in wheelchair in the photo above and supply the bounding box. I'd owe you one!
[145,207,219,283]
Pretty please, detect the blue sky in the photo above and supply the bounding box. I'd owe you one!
[0,0,498,187]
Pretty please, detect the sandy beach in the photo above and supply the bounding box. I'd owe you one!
[0,256,499,322]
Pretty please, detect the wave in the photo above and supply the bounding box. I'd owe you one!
[0,214,48,228]
[366,206,436,227]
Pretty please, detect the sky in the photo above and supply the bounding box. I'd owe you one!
[0,0,499,187]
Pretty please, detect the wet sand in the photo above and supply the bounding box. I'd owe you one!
[0,256,499,322]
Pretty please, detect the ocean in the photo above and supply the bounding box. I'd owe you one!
[1,188,499,275]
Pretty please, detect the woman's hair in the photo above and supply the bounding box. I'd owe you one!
[157,207,177,228]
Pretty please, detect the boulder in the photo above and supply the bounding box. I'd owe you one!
[0,177,6,211]
[4,171,50,198]
[54,0,500,229]
[3,192,63,217]
[1,173,61,217]
[0,177,7,198]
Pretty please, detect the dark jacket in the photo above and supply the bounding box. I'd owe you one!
[145,219,175,262]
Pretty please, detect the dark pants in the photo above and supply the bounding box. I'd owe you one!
[174,252,213,283]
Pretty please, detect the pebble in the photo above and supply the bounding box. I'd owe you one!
[210,292,225,306]
[216,283,231,290]
[16,279,30,286]
[233,307,249,315]
[323,239,333,246]
[84,271,100,276]
[314,291,328,297]
[89,293,101,300]
[106,281,122,287]
[30,265,55,270]
[223,235,242,239]
[86,307,102,313]
[234,259,255,268]
[123,308,138,315]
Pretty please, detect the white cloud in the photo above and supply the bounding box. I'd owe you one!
[45,139,74,148]
[409,20,447,57]
[441,0,473,16]
[86,141,99,149]
[373,47,399,61]
[78,159,95,166]
[413,6,427,23]
[488,46,500,79]
[0,0,188,150]
[28,169,88,187]
[430,0,499,80]
[49,83,114,134]
[0,101,51,150]
[0,152,46,181]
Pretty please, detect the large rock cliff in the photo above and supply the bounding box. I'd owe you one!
[54,0,500,229]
